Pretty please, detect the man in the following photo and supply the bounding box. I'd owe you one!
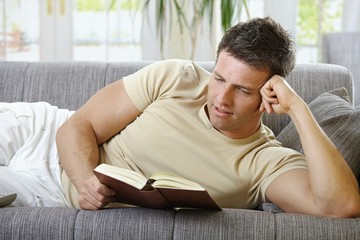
[56,17,360,217]
[3,17,360,217]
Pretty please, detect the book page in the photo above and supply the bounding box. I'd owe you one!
[94,164,147,189]
[150,172,205,191]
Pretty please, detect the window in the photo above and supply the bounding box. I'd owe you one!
[0,0,346,62]
[0,0,39,61]
[296,0,343,63]
[73,0,142,61]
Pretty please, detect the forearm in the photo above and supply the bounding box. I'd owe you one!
[261,76,360,216]
[288,99,360,213]
[56,119,99,192]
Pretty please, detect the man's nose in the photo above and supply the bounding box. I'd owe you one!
[217,86,233,105]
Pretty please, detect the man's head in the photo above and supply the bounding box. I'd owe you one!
[216,17,295,77]
[207,17,295,139]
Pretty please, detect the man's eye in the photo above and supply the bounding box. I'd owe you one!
[237,88,250,94]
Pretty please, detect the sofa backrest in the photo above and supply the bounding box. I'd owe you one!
[0,61,353,135]
[264,63,354,134]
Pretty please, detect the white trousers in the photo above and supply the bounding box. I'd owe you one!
[0,102,73,207]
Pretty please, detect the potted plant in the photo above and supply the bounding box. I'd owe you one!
[142,0,250,60]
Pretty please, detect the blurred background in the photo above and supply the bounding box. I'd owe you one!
[0,0,359,63]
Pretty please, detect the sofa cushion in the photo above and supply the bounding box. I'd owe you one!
[174,209,276,239]
[277,88,360,184]
[23,62,107,110]
[0,61,28,103]
[275,212,360,239]
[75,208,176,239]
[0,207,78,239]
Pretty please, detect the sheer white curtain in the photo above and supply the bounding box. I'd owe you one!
[264,0,297,39]
[342,0,360,32]
[39,0,73,60]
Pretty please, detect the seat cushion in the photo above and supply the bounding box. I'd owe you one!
[0,207,78,240]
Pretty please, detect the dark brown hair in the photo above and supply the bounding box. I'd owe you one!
[216,17,295,77]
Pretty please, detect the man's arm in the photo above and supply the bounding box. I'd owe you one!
[56,80,141,210]
[260,75,360,218]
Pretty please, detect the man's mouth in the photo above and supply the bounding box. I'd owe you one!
[214,106,232,116]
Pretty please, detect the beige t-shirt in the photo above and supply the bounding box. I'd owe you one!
[62,59,307,209]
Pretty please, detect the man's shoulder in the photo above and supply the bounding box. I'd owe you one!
[145,59,211,85]
[149,59,211,75]
[149,59,193,70]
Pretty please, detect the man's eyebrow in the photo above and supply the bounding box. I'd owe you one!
[213,70,223,79]
[213,70,258,92]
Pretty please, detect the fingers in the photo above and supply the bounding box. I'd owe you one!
[79,175,116,210]
[260,98,275,114]
[261,76,282,102]
[260,78,279,114]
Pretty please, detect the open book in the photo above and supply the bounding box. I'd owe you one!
[93,164,221,210]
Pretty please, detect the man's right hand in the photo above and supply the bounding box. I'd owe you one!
[56,80,141,210]
[78,175,116,210]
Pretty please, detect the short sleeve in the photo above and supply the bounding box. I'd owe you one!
[122,60,198,112]
[252,147,308,203]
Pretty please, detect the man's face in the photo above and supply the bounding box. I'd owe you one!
[206,51,270,139]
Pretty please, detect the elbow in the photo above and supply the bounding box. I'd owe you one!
[340,197,360,218]
[322,195,360,218]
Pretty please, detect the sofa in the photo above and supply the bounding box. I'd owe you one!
[1,61,360,240]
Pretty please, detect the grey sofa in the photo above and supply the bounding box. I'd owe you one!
[1,61,360,240]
